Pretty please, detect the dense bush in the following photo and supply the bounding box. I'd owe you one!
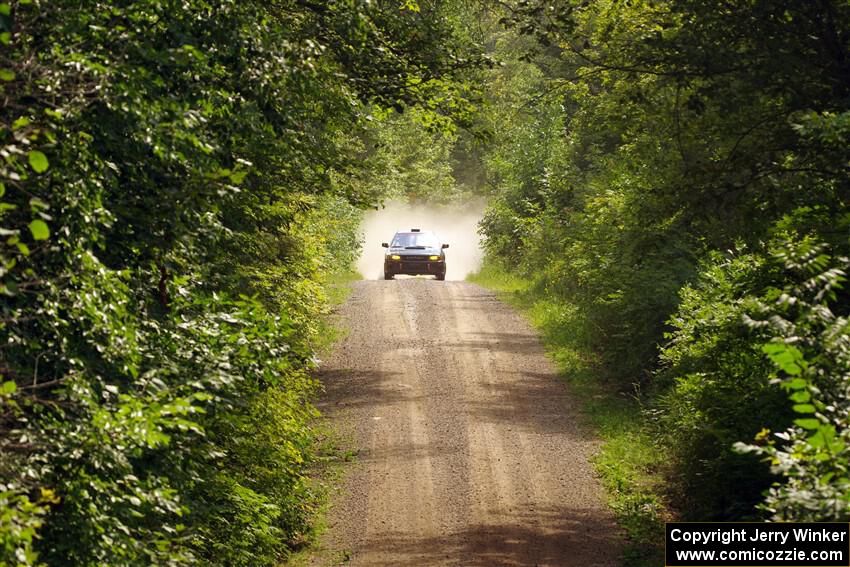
[655,248,789,518]
[475,0,850,520]
[0,1,480,564]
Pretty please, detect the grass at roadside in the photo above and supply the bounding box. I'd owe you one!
[324,269,361,306]
[313,269,361,356]
[283,269,361,566]
[284,424,358,567]
[468,262,667,567]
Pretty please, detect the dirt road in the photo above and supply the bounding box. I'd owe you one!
[314,280,622,566]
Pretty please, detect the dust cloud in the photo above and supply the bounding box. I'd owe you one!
[356,200,486,281]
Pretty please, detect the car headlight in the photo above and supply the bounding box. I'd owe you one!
[390,255,401,260]
[429,255,440,261]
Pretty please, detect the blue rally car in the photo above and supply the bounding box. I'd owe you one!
[382,229,449,281]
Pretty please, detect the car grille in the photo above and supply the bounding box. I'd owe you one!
[386,253,443,275]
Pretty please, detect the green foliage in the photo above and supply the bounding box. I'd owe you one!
[0,0,480,565]
[0,487,54,566]
[365,108,467,204]
[193,387,319,565]
[475,0,850,525]
[655,247,790,519]
[735,235,850,520]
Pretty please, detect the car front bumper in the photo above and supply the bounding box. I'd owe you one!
[384,259,445,275]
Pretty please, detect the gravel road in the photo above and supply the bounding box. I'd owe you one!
[313,279,622,566]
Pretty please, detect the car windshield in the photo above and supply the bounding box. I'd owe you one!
[391,232,440,248]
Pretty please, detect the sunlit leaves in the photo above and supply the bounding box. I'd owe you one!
[27,220,48,240]
[762,343,806,376]
[26,151,48,173]
[734,237,850,520]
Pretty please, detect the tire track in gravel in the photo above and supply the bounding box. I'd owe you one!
[313,279,622,566]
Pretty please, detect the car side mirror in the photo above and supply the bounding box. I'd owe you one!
[382,242,389,248]
[442,244,449,249]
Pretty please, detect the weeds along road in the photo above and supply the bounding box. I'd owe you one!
[314,280,622,567]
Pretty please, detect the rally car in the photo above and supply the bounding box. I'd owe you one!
[382,229,449,280]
